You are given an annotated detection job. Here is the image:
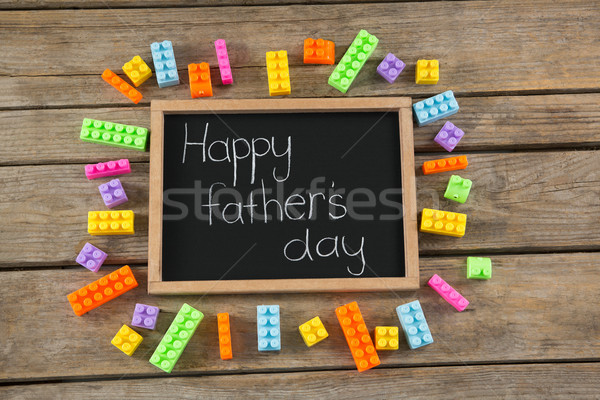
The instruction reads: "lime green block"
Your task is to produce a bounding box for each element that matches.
[328,29,378,93]
[80,118,148,151]
[149,303,203,373]
[444,175,472,203]
[467,257,492,279]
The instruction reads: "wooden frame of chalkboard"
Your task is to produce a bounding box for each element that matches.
[148,98,418,294]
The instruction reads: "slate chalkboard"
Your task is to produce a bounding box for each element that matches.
[148,99,418,294]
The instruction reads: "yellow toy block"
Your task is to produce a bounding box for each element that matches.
[266,50,291,96]
[88,210,134,235]
[375,326,399,350]
[299,316,328,347]
[420,208,467,237]
[111,325,143,356]
[123,56,152,87]
[416,59,439,84]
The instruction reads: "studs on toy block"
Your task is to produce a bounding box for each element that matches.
[151,40,180,88]
[328,29,379,93]
[299,316,328,347]
[266,51,291,96]
[217,313,233,360]
[396,300,433,349]
[422,155,468,175]
[188,63,213,98]
[88,210,134,235]
[85,159,131,180]
[257,305,281,351]
[467,257,492,279]
[377,53,405,83]
[80,118,148,151]
[428,274,469,312]
[435,121,464,152]
[122,56,152,87]
[420,208,467,237]
[215,39,233,85]
[304,38,335,65]
[132,303,160,330]
[112,325,143,356]
[101,69,143,104]
[415,59,439,84]
[98,178,128,208]
[374,326,399,350]
[76,242,107,272]
[413,90,459,127]
[335,301,380,372]
[444,175,472,203]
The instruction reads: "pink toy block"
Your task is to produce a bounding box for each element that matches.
[76,242,107,272]
[98,178,128,208]
[427,274,469,311]
[132,303,160,330]
[85,159,131,180]
[215,39,233,85]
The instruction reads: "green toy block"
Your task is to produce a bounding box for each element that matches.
[467,257,492,279]
[149,303,203,373]
[444,175,472,203]
[80,118,148,151]
[328,29,378,93]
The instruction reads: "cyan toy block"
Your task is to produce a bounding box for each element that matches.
[98,178,128,208]
[80,118,148,151]
[413,90,459,127]
[328,29,378,93]
[396,300,433,349]
[76,242,107,272]
[444,175,472,203]
[377,53,405,83]
[467,257,492,279]
[151,40,180,88]
[257,305,281,351]
[435,121,464,152]
[132,303,160,330]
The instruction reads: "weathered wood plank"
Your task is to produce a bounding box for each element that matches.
[1,252,599,381]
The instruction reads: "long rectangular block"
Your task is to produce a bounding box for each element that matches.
[132,303,160,330]
[85,159,131,180]
[435,121,465,152]
[413,90,459,126]
[444,175,472,203]
[215,39,233,85]
[88,210,134,235]
[80,118,148,151]
[101,69,142,104]
[304,38,335,65]
[299,316,328,347]
[188,63,213,98]
[266,51,291,96]
[151,40,180,88]
[428,274,470,311]
[335,301,380,372]
[98,178,128,208]
[149,303,204,373]
[467,257,492,279]
[422,155,468,175]
[67,265,138,316]
[257,305,281,351]
[396,300,434,349]
[111,325,143,356]
[328,29,378,93]
[217,312,233,360]
[420,208,467,237]
[76,242,107,272]
[122,56,152,87]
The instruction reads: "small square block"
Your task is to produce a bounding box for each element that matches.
[396,300,434,349]
[374,326,399,350]
[299,316,329,347]
[257,305,281,351]
[111,325,143,356]
[416,59,439,84]
[467,257,492,279]
[122,55,152,87]
[377,53,405,83]
[131,303,160,330]
[76,242,107,272]
[413,90,459,127]
[444,175,472,203]
[151,40,180,88]
[435,121,465,152]
[303,38,335,65]
[98,178,128,208]
[188,63,213,98]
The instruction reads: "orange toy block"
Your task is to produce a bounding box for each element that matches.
[67,265,138,316]
[304,38,335,65]
[422,155,468,175]
[217,313,233,360]
[188,63,213,98]
[101,69,142,104]
[335,301,380,372]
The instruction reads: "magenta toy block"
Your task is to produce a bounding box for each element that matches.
[377,53,405,84]
[85,159,131,180]
[427,274,469,311]
[132,303,160,330]
[215,39,233,85]
[434,121,464,152]
[76,242,107,272]
[98,178,128,208]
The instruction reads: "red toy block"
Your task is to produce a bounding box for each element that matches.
[304,38,335,65]
[101,69,142,104]
[422,155,468,175]
[335,301,380,372]
[217,313,233,360]
[188,63,213,98]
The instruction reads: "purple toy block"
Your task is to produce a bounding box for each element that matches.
[98,178,128,208]
[132,303,160,330]
[215,39,233,85]
[76,242,107,272]
[434,121,464,152]
[377,53,405,84]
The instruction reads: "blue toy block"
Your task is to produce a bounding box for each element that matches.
[396,300,433,349]
[257,305,281,351]
[151,40,180,88]
[413,90,459,127]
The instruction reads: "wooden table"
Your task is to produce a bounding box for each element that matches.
[1,1,599,398]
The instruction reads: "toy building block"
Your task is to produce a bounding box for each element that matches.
[111,325,143,356]
[444,175,472,203]
[420,208,467,238]
[435,121,465,152]
[85,159,131,180]
[215,39,233,85]
[88,210,134,235]
[415,59,439,84]
[377,53,405,84]
[150,303,204,373]
[132,303,160,330]
[76,242,107,272]
[266,51,291,96]
[151,40,180,88]
[67,265,138,316]
[396,300,433,349]
[467,257,492,280]
[335,301,380,372]
[217,313,233,360]
[413,90,459,127]
[422,155,468,175]
[80,118,148,151]
[188,63,213,98]
[257,305,281,351]
[101,69,142,104]
[428,274,470,312]
[122,56,152,87]
[328,29,378,93]
[304,38,335,65]
[374,326,399,350]
[98,178,128,208]
[299,316,329,347]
